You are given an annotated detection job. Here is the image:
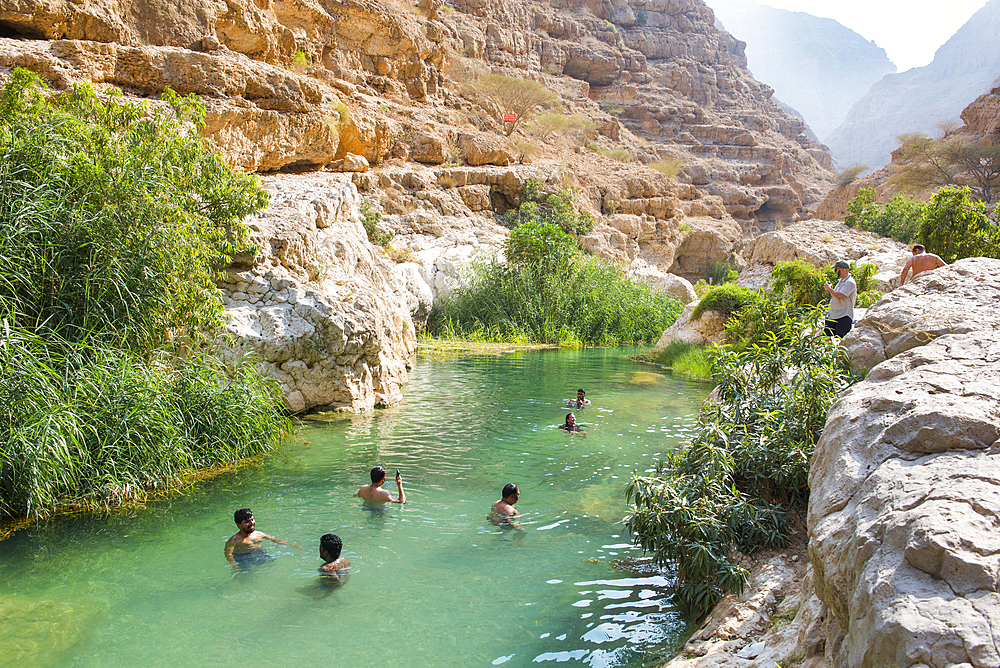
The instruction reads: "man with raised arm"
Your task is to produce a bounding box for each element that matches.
[900,244,947,285]
[823,260,857,338]
[354,466,406,506]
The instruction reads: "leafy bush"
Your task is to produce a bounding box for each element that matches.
[691,284,758,320]
[844,187,925,243]
[769,259,827,306]
[636,11,647,25]
[0,69,290,520]
[919,186,1000,262]
[501,181,596,236]
[706,260,737,286]
[359,201,394,248]
[626,307,859,616]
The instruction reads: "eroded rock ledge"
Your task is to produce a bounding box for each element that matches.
[216,173,415,413]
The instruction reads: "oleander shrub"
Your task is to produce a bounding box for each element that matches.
[845,187,925,244]
[626,306,859,616]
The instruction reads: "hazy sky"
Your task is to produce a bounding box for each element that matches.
[756,0,989,71]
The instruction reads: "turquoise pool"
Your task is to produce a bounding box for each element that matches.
[0,347,711,667]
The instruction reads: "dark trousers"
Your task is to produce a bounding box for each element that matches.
[824,316,853,338]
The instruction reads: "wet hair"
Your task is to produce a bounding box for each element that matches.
[320,534,343,561]
[234,508,253,525]
[370,466,386,484]
[913,244,925,252]
[577,389,585,394]
[565,413,575,422]
[502,483,518,499]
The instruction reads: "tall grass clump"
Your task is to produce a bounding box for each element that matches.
[0,330,290,518]
[649,340,712,378]
[626,306,860,616]
[0,69,291,520]
[431,185,681,345]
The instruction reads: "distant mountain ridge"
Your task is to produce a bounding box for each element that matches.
[708,0,895,142]
[825,0,1000,169]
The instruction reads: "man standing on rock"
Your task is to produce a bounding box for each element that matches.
[899,244,947,285]
[823,260,857,338]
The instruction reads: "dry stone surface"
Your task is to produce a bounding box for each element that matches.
[809,326,1000,667]
[843,258,1000,372]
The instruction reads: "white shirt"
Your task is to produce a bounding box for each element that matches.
[826,275,857,320]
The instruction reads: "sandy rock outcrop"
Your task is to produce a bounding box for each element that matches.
[843,257,1000,372]
[655,301,726,347]
[217,173,415,412]
[809,330,1000,667]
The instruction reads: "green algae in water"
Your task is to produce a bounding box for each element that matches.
[0,348,710,667]
[0,596,105,666]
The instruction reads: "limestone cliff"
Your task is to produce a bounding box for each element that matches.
[824,0,1000,170]
[218,174,416,412]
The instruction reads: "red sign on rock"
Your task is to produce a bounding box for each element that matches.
[503,113,516,123]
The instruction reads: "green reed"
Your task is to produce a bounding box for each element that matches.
[431,255,682,346]
[0,328,291,519]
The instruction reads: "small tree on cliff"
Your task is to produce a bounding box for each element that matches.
[466,75,559,136]
[891,133,1000,205]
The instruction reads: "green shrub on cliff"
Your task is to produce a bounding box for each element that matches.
[919,186,1000,262]
[0,69,290,520]
[845,186,924,244]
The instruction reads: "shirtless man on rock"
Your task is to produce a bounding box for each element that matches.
[900,245,947,285]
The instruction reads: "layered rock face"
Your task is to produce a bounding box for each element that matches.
[709,0,896,142]
[217,174,416,412]
[0,0,832,225]
[809,258,1000,666]
[824,0,1000,169]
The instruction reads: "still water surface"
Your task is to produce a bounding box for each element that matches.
[0,347,711,668]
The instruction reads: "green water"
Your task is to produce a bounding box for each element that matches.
[0,347,711,668]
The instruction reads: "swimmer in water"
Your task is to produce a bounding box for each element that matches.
[489,483,524,531]
[567,388,592,408]
[224,508,299,571]
[354,466,406,506]
[558,413,585,434]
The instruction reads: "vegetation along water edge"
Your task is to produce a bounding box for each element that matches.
[0,69,291,526]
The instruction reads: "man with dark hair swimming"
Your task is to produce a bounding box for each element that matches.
[319,534,350,581]
[568,389,591,408]
[558,413,585,434]
[224,508,298,570]
[492,483,520,518]
[354,466,406,505]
